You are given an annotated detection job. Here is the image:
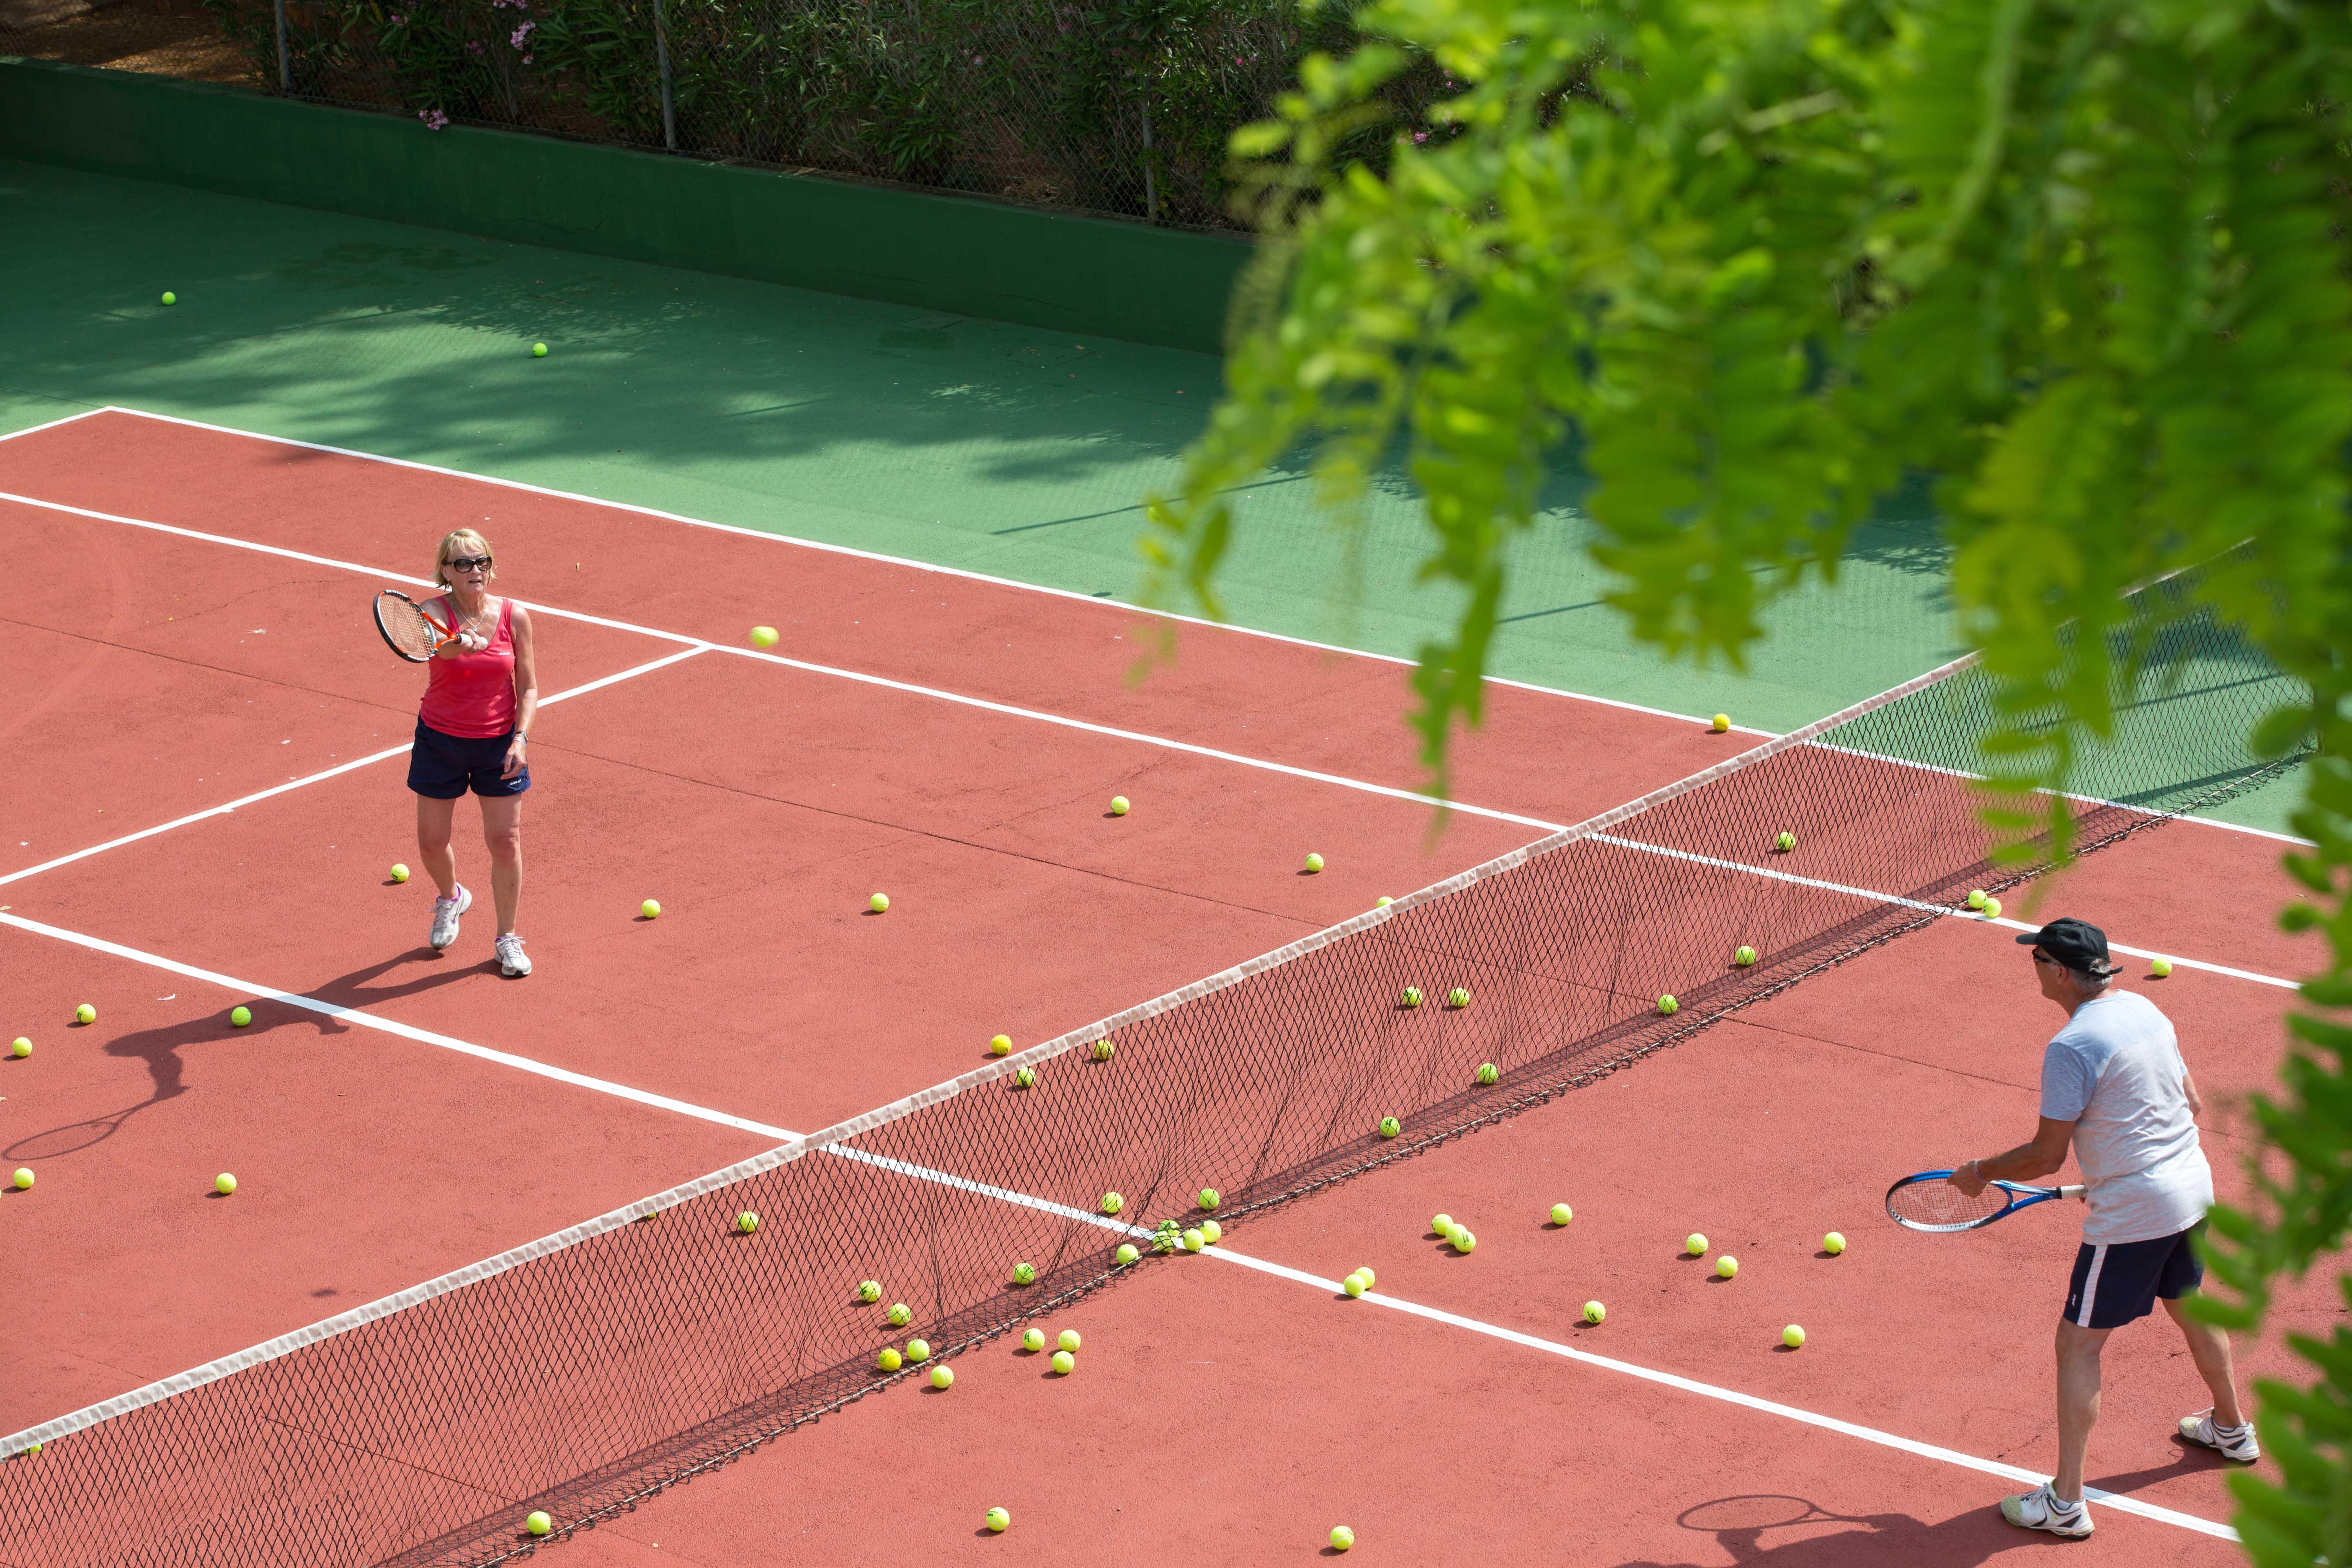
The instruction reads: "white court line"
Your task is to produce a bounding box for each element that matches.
[0,646,708,889]
[0,908,2236,1542]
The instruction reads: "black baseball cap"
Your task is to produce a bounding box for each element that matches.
[2017,917,2117,978]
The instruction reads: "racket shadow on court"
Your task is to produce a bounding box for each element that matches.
[1606,1493,2009,1566]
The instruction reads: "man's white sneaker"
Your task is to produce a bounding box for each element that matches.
[430,884,472,950]
[496,933,531,978]
[2180,1411,2260,1463]
[2001,1483,2093,1538]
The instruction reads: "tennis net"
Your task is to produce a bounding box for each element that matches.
[0,574,2308,1567]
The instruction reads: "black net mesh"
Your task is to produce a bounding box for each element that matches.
[0,579,2310,1567]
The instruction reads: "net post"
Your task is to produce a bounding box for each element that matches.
[651,0,679,153]
[273,0,290,91]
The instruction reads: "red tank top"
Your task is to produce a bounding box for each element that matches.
[419,597,518,738]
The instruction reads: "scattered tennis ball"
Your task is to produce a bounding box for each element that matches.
[735,1211,759,1234]
[1966,889,1987,910]
[1115,1243,1139,1265]
[1686,1233,1708,1256]
[1183,1227,1204,1252]
[1013,1066,1035,1089]
[12,1167,31,1190]
[390,864,410,883]
[985,1506,1010,1532]
[639,899,661,920]
[214,1172,236,1196]
[748,625,780,648]
[888,1302,911,1327]
[1198,1187,1221,1212]
[1734,945,1757,967]
[1550,1203,1572,1226]
[1051,1350,1075,1375]
[877,1348,902,1372]
[1451,1229,1476,1254]
[10,1038,28,1058]
[1583,1300,1605,1324]
[1304,852,1324,873]
[229,1006,252,1028]
[1983,896,2003,920]
[1379,1116,1401,1139]
[1355,1265,1375,1287]
[869,892,889,913]
[1343,1273,1366,1298]
[1782,1323,1807,1349]
[1401,986,1423,1008]
[1058,1329,1081,1352]
[1715,1254,1740,1279]
[526,1510,552,1537]
[906,1338,931,1362]
[161,290,177,305]
[74,1004,95,1025]
[1022,1329,1045,1352]
[2152,957,2175,978]
[1448,987,1470,1008]
[1093,1038,1115,1061]
[1475,1062,1499,1085]
[1711,713,1730,733]
[1824,1232,1846,1255]
[929,1365,954,1390]
[1376,895,1394,908]
[1199,1219,1221,1244]
[1657,995,1679,1016]
[1775,830,1796,852]
[1101,1191,1123,1215]
[990,1033,1012,1056]
[1110,795,1130,815]
[859,1279,882,1302]
[1330,1526,1355,1552]
[1431,1213,1454,1236]
[1013,1262,1036,1285]
[532,342,548,357]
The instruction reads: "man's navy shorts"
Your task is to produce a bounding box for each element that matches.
[408,719,530,799]
[2064,1221,2205,1329]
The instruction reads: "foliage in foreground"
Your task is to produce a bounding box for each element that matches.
[1143,2,2352,1558]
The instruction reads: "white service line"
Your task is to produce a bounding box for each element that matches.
[0,646,708,889]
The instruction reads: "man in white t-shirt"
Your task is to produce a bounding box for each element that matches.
[1949,917,2253,1538]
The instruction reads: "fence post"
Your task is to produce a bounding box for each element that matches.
[651,0,678,152]
[273,0,290,90]
[1139,97,1158,223]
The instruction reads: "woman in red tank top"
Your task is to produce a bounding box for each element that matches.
[405,529,540,976]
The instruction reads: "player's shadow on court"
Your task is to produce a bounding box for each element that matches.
[1614,1492,2016,1566]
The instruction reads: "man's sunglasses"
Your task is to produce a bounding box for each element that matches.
[445,555,493,572]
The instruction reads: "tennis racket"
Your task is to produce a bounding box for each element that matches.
[1886,1170,2084,1232]
[373,590,459,663]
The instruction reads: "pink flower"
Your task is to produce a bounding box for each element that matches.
[419,108,449,129]
[520,52,532,62]
[1413,131,1427,143]
[510,20,533,46]
[466,38,484,51]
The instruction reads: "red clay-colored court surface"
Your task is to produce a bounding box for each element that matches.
[0,408,2328,1564]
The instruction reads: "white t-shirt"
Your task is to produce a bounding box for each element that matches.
[2040,989,2213,1244]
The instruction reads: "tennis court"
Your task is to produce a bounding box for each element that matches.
[0,405,2327,1566]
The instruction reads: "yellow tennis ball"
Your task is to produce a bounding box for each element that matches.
[1657,995,1678,1016]
[1376,895,1394,907]
[1715,1254,1739,1279]
[869,892,889,913]
[1965,889,1987,910]
[1183,1227,1204,1252]
[859,1279,882,1301]
[10,1037,28,1058]
[985,1506,1010,1532]
[1583,1300,1605,1324]
[1782,1323,1806,1349]
[1050,1350,1074,1374]
[526,1510,552,1536]
[1824,1232,1846,1255]
[1550,1203,1572,1226]
[532,342,548,357]
[160,290,177,305]
[990,1033,1012,1056]
[1982,896,2003,919]
[74,1004,95,1025]
[1734,945,1757,967]
[1022,1328,1045,1352]
[1013,1066,1035,1088]
[888,1302,911,1327]
[748,625,780,648]
[1431,1213,1454,1236]
[1711,713,1730,733]
[1058,1329,1081,1352]
[1198,1187,1221,1212]
[1304,852,1324,872]
[1379,1116,1401,1138]
[1401,987,1423,1008]
[639,899,661,919]
[1110,795,1129,815]
[1354,1265,1375,1287]
[1774,830,1796,852]
[929,1365,953,1390]
[1450,987,1471,1008]
[1199,1219,1221,1244]
[1686,1233,1708,1256]
[229,1006,252,1028]
[390,864,410,882]
[906,1338,930,1362]
[1115,1243,1139,1265]
[736,1211,758,1234]
[1330,1526,1355,1552]
[214,1173,236,1196]
[1475,1062,1499,1085]
[1013,1262,1036,1285]
[2151,958,2175,978]
[12,1167,31,1190]
[1451,1228,1476,1254]
[1092,1038,1115,1061]
[877,1348,902,1372]
[1100,1191,1123,1215]
[1343,1273,1365,1298]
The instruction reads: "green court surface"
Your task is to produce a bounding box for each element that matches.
[0,155,2303,834]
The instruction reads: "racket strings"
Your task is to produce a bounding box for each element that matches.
[1886,1177,2009,1230]
[376,592,444,660]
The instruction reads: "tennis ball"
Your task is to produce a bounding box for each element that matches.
[1199,1219,1221,1244]
[1657,995,1678,1016]
[906,1338,930,1362]
[1715,1254,1739,1279]
[526,1510,552,1537]
[1782,1323,1806,1349]
[1401,986,1423,1008]
[1013,1066,1035,1089]
[736,1211,758,1234]
[1824,1232,1846,1255]
[985,1506,1010,1532]
[1198,1187,1221,1211]
[74,1004,95,1025]
[12,1168,31,1190]
[1775,831,1796,852]
[230,1006,252,1028]
[161,291,177,305]
[390,864,410,882]
[887,1303,911,1327]
[748,625,780,648]
[1376,895,1394,907]
[1449,987,1471,1008]
[1058,1329,1080,1352]
[1115,1243,1139,1265]
[1305,852,1324,873]
[877,1348,902,1372]
[1331,1526,1356,1552]
[1183,1227,1204,1252]
[1982,896,2003,920]
[532,343,548,357]
[1050,1350,1075,1375]
[1355,1265,1375,1287]
[1966,889,1987,910]
[929,1365,953,1390]
[869,892,889,913]
[1686,1233,1708,1256]
[1101,1191,1123,1215]
[1343,1273,1366,1298]
[990,1033,1013,1056]
[639,899,661,920]
[215,1173,236,1196]
[1476,1062,1499,1085]
[1711,714,1730,733]
[10,1038,27,1058]
[1734,945,1757,967]
[1022,1328,1045,1352]
[1013,1262,1036,1285]
[2152,957,2175,978]
[859,1279,882,1302]
[1379,1116,1401,1139]
[1093,1038,1115,1061]
[1550,1203,1572,1226]
[1451,1229,1476,1254]
[1431,1213,1454,1236]
[1110,795,1130,815]
[1583,1300,1605,1324]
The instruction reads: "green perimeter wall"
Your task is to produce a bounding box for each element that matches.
[0,58,1250,353]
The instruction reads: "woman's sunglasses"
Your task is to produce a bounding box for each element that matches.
[445,554,493,572]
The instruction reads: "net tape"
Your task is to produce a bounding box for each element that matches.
[0,578,2309,1567]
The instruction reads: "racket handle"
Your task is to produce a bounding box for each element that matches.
[2061,1185,2086,1201]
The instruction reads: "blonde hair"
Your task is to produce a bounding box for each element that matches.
[433,528,495,589]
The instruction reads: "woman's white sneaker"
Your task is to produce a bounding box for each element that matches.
[2180,1411,2260,1462]
[430,884,472,950]
[495,933,531,977]
[2001,1483,2093,1537]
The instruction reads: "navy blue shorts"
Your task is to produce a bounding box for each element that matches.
[2064,1221,2205,1329]
[407,720,530,799]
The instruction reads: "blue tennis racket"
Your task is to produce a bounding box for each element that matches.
[1885,1170,2085,1232]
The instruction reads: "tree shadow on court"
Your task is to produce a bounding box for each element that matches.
[1613,1492,2020,1567]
